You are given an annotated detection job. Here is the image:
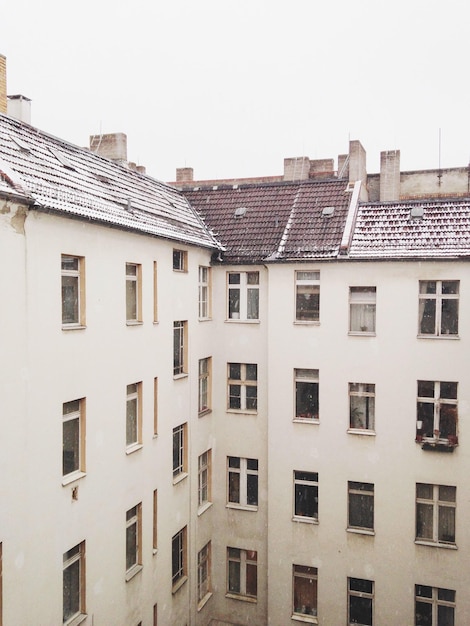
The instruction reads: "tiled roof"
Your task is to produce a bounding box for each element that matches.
[0,114,222,250]
[349,200,470,259]
[183,179,352,263]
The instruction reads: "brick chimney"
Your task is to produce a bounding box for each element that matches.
[283,156,310,181]
[176,167,194,184]
[380,149,400,201]
[0,54,7,114]
[7,95,31,124]
[90,133,127,163]
[348,140,367,183]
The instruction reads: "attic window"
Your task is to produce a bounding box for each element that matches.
[10,135,31,153]
[49,147,75,170]
[410,206,424,219]
[234,207,247,218]
[322,206,335,217]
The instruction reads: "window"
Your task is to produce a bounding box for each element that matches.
[295,271,320,322]
[295,369,319,421]
[199,266,211,319]
[417,381,458,445]
[227,271,259,320]
[173,249,187,272]
[197,542,212,604]
[294,471,318,521]
[61,255,85,327]
[63,399,85,479]
[153,604,158,626]
[126,382,142,450]
[153,261,158,322]
[172,527,187,590]
[227,548,257,598]
[198,450,212,509]
[349,383,375,431]
[198,357,211,414]
[153,377,158,436]
[228,363,257,411]
[227,457,258,508]
[153,489,158,553]
[348,482,374,532]
[293,565,318,618]
[419,280,459,336]
[126,263,142,323]
[349,287,376,334]
[416,483,456,545]
[126,504,142,576]
[415,585,455,625]
[348,578,373,626]
[63,542,85,624]
[173,321,187,376]
[173,423,187,480]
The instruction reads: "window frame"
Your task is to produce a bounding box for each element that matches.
[416,380,458,447]
[153,377,158,436]
[227,456,258,509]
[153,260,158,323]
[348,481,375,533]
[173,321,188,377]
[198,450,212,512]
[61,254,85,329]
[63,541,86,625]
[198,266,211,320]
[172,249,187,272]
[295,270,320,323]
[227,363,258,413]
[197,542,212,606]
[125,504,142,579]
[418,279,459,337]
[415,483,456,547]
[294,369,319,422]
[226,547,257,599]
[198,357,212,415]
[126,382,142,452]
[62,398,86,483]
[349,383,375,433]
[415,584,455,625]
[173,423,188,482]
[292,564,318,620]
[348,577,374,626]
[153,489,158,554]
[126,262,142,324]
[172,527,188,592]
[349,286,376,335]
[293,470,319,522]
[227,271,260,321]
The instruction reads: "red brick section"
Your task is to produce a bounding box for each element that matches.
[0,55,7,114]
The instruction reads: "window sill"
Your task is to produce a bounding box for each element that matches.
[173,373,188,381]
[417,334,459,340]
[126,443,143,455]
[198,408,212,418]
[347,428,376,436]
[414,540,457,550]
[198,501,213,516]
[62,471,86,486]
[347,527,375,536]
[227,409,258,416]
[292,516,319,525]
[417,438,457,452]
[293,418,319,425]
[65,613,88,626]
[173,472,188,486]
[294,320,320,326]
[125,564,143,582]
[348,331,376,337]
[291,613,318,624]
[225,319,260,324]
[197,591,213,611]
[172,575,188,594]
[226,503,258,512]
[126,320,143,326]
[198,317,212,322]
[62,324,86,331]
[225,593,257,603]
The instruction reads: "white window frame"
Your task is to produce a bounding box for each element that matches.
[294,369,319,422]
[173,249,187,272]
[349,286,376,334]
[227,363,258,412]
[416,483,456,546]
[172,527,187,591]
[293,471,318,522]
[198,357,211,414]
[416,381,458,445]
[227,271,259,321]
[198,450,212,510]
[295,270,320,322]
[126,262,142,323]
[173,321,187,377]
[63,541,86,625]
[126,382,142,452]
[227,548,257,599]
[61,254,85,328]
[198,266,211,319]
[197,542,212,605]
[348,481,374,532]
[418,280,459,337]
[173,423,187,481]
[125,504,142,578]
[62,399,86,482]
[348,577,374,626]
[349,383,375,433]
[227,456,258,509]
[293,564,318,619]
[415,584,455,625]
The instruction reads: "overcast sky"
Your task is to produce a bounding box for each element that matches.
[2,0,469,182]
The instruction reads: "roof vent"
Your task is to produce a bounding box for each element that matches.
[410,206,424,219]
[126,198,135,214]
[322,206,335,217]
[49,147,75,170]
[10,135,31,153]
[234,207,247,218]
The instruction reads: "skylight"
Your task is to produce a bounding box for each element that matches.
[410,206,424,219]
[322,206,335,217]
[234,207,247,218]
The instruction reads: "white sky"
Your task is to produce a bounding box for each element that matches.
[2,0,470,182]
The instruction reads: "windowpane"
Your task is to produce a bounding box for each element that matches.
[419,279,459,336]
[349,287,376,333]
[228,471,240,503]
[246,562,257,597]
[62,275,79,324]
[247,473,258,506]
[349,383,375,430]
[349,482,374,530]
[63,418,79,475]
[293,565,318,617]
[296,271,320,322]
[295,370,319,420]
[228,560,241,594]
[227,272,259,320]
[438,506,455,543]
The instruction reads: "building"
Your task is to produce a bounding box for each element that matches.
[1,52,469,625]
